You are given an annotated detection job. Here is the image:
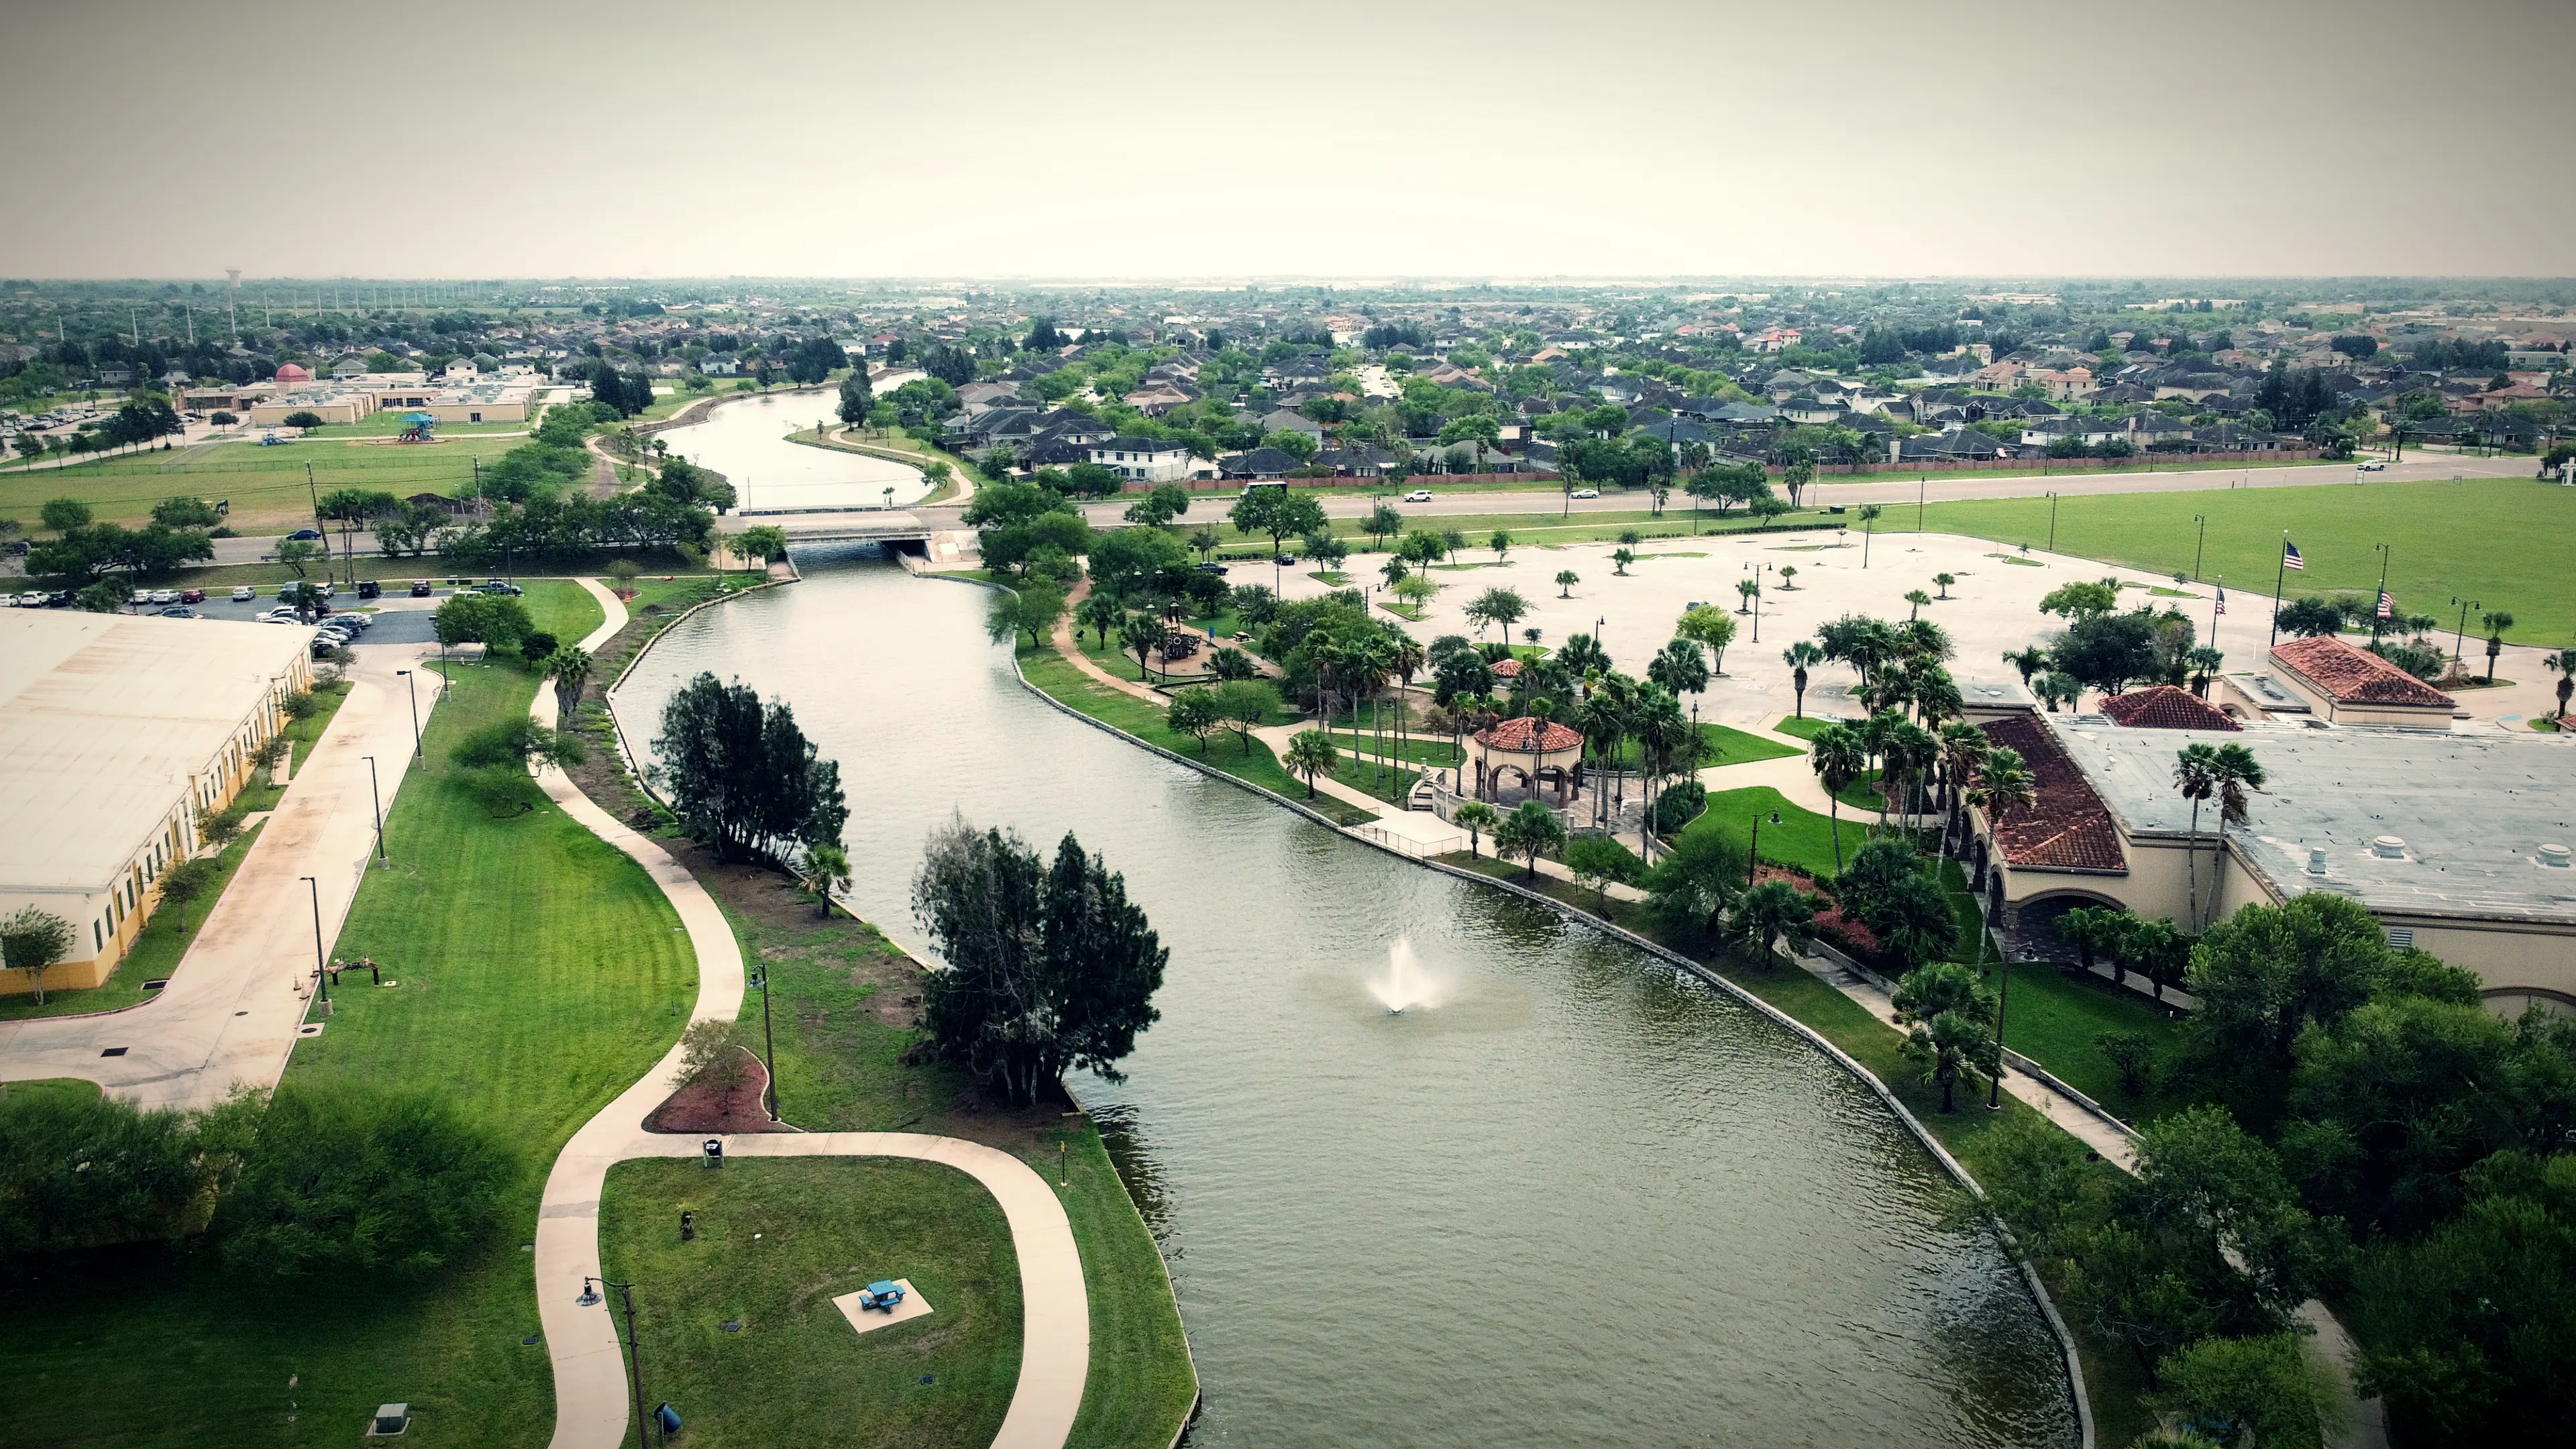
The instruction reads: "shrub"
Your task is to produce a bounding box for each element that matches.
[219,1085,512,1279]
[1650,779,1707,833]
[518,630,559,665]
[280,411,325,429]
[0,1087,256,1258]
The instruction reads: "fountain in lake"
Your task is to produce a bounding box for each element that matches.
[1368,936,1447,1014]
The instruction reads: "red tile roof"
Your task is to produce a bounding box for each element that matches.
[1474,717,1582,753]
[1978,716,2127,873]
[2270,635,2455,708]
[1490,657,1524,678]
[2100,684,2239,731]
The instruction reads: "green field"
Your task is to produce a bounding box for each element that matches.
[1679,785,1874,879]
[1992,961,2189,1124]
[1917,476,2576,645]
[600,1158,1024,1449]
[2,435,525,533]
[0,662,696,1448]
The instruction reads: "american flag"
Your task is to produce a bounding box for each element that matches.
[2378,590,2395,619]
[2283,540,2305,571]
[2214,584,2226,614]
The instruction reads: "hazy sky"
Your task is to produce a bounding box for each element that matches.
[11,0,2573,281]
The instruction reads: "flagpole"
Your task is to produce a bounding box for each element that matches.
[2269,532,2287,649]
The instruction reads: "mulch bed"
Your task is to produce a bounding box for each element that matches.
[645,1046,790,1134]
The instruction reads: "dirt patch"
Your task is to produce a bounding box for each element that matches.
[645,1046,789,1134]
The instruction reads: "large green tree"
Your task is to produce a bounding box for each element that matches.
[651,672,849,863]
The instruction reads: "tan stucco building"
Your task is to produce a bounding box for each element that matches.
[0,611,313,994]
[1964,709,2576,1014]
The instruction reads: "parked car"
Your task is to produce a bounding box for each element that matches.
[315,582,335,598]
[1569,488,1600,499]
[357,579,382,600]
[410,579,433,597]
[2357,460,2386,472]
[231,585,257,602]
[1194,562,1229,576]
[1404,489,1434,502]
[13,591,42,608]
[146,588,178,604]
[157,606,199,619]
[179,588,205,604]
[1275,553,1297,566]
[477,580,523,596]
[340,612,373,630]
[309,638,341,659]
[284,527,323,541]
[44,591,72,608]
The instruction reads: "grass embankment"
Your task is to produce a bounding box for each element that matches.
[1917,476,2576,643]
[515,578,608,645]
[1992,960,2190,1123]
[1016,646,1377,826]
[606,855,1195,1449]
[1,433,524,533]
[0,661,697,1448]
[0,822,266,1022]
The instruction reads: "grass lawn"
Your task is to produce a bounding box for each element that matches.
[599,1158,1024,1449]
[516,578,607,645]
[1595,721,1799,770]
[1,433,524,534]
[1771,713,1835,741]
[1680,786,1872,879]
[0,661,696,1448]
[670,862,1197,1449]
[1916,476,2576,645]
[1992,961,2190,1124]
[0,1077,104,1106]
[301,411,529,439]
[0,822,266,1022]
[1016,647,1377,826]
[1326,753,1421,805]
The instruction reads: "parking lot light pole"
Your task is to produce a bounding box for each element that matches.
[577,1278,649,1449]
[300,875,328,1006]
[363,755,385,865]
[394,669,422,757]
[747,968,780,1122]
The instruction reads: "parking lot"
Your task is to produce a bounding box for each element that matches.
[7,584,453,647]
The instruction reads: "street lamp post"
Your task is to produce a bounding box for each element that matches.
[2191,514,2206,581]
[364,755,385,865]
[578,1277,651,1449]
[2045,491,2059,553]
[299,875,328,1008]
[747,967,780,1122]
[394,669,422,757]
[2450,596,2479,667]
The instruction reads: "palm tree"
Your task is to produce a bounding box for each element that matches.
[1077,592,1124,648]
[2184,646,2225,698]
[797,841,852,918]
[1777,565,1798,591]
[1452,800,1499,858]
[1782,641,1825,718]
[1856,503,1883,567]
[2480,610,2514,684]
[1880,720,1938,831]
[1611,547,1635,576]
[1380,555,1410,589]
[1969,747,2037,839]
[2202,743,2267,926]
[1736,577,1760,614]
[546,644,595,717]
[2173,743,2220,929]
[1120,610,1164,683]
[1631,686,1693,863]
[1902,588,1933,621]
[2000,645,2049,691]
[1391,633,1427,779]
[1495,799,1567,882]
[1285,729,1338,799]
[1727,880,1817,965]
[1933,572,1955,599]
[1935,722,1990,863]
[2547,647,2576,724]
[1808,722,1868,872]
[1575,684,1630,830]
[1555,569,1578,598]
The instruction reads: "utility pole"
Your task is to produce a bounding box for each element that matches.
[2191,513,2206,580]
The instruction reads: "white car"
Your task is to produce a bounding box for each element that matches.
[231,585,256,602]
[1403,489,1434,502]
[2357,460,2386,472]
[315,582,335,598]
[146,588,178,604]
[1570,487,1601,499]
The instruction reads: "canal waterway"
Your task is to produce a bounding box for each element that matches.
[651,382,928,513]
[608,550,2079,1448]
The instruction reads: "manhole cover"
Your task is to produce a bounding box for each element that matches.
[719,1320,741,1333]
[99,1047,127,1057]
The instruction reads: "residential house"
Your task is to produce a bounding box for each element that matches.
[1219,446,1301,480]
[1088,436,1195,482]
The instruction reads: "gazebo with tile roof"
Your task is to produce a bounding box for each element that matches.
[1468,715,1582,804]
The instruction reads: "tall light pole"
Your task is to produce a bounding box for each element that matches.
[2450,596,2479,667]
[2045,490,2059,553]
[394,669,422,757]
[747,967,780,1122]
[577,1277,651,1449]
[2190,513,2207,581]
[300,875,329,1007]
[363,755,386,865]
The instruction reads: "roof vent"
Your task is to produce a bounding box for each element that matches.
[2542,844,2573,869]
[2372,835,2407,859]
[2308,847,2328,875]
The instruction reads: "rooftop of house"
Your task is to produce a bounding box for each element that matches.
[1979,713,2127,872]
[2099,684,2240,731]
[2049,716,2576,927]
[2271,635,2456,708]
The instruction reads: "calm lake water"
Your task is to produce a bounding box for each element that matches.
[651,384,926,512]
[608,550,2078,1448]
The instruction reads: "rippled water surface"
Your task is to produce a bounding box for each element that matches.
[652,387,925,512]
[610,551,2077,1448]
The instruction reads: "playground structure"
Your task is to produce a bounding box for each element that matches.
[396,411,437,443]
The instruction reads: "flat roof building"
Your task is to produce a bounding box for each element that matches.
[0,611,313,994]
[1967,710,2576,1014]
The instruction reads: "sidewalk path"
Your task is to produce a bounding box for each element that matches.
[535,580,1090,1449]
[0,638,439,1110]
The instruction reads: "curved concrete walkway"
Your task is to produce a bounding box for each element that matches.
[532,578,1089,1449]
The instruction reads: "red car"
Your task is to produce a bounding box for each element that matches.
[178,588,206,604]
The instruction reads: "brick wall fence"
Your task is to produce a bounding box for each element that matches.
[1815,447,2320,476]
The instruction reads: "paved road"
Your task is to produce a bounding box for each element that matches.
[536,580,1091,1449]
[0,634,444,1110]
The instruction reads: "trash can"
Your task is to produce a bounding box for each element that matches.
[702,1138,723,1169]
